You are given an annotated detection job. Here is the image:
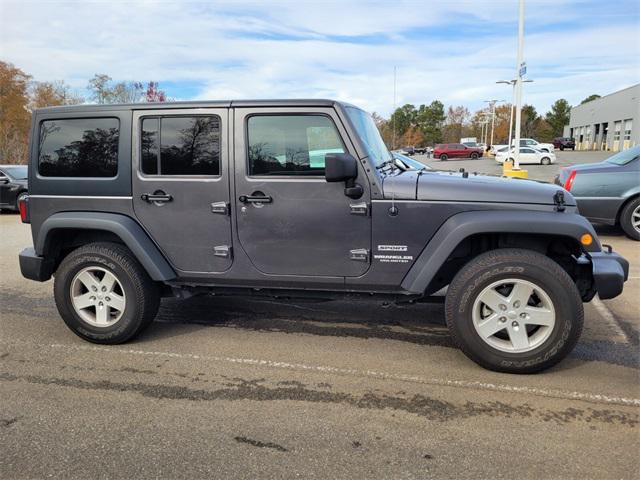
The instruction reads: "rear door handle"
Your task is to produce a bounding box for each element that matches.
[239,195,272,204]
[141,192,173,203]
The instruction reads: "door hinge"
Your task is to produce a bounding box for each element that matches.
[213,245,232,258]
[349,248,370,262]
[350,202,369,216]
[211,201,230,215]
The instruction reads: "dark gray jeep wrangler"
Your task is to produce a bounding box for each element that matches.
[19,100,628,373]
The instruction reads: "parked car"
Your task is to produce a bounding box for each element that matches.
[401,146,416,156]
[555,145,640,240]
[0,165,28,212]
[433,143,483,160]
[492,138,555,154]
[413,146,429,155]
[553,137,576,151]
[392,152,432,171]
[18,99,628,373]
[495,147,556,165]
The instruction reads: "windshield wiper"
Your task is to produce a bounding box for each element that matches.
[376,158,399,172]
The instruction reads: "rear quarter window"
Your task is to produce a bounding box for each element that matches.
[38,118,119,177]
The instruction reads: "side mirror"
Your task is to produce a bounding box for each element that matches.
[0,177,9,184]
[325,153,358,183]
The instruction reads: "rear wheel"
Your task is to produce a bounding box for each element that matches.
[559,145,564,151]
[620,197,640,241]
[54,242,161,344]
[540,157,551,165]
[439,154,448,161]
[445,248,583,373]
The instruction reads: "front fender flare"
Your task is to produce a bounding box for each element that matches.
[401,210,599,294]
[36,212,175,281]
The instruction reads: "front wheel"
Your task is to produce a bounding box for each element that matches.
[540,157,551,165]
[445,248,583,373]
[470,152,479,159]
[54,242,161,344]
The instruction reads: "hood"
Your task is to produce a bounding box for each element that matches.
[383,170,576,206]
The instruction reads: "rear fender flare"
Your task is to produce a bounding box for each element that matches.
[36,212,175,281]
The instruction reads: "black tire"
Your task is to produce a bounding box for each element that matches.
[54,242,161,344]
[540,157,551,165]
[619,197,640,241]
[445,248,583,373]
[470,152,479,159]
[439,154,448,161]
[559,146,564,151]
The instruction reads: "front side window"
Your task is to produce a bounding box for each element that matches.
[247,115,344,176]
[141,116,220,176]
[38,118,119,177]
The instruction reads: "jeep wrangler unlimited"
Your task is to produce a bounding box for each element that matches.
[19,100,629,373]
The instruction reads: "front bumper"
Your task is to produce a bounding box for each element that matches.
[589,247,629,300]
[19,247,54,282]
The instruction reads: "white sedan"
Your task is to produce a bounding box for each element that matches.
[495,147,556,165]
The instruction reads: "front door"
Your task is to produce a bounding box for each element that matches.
[132,109,233,274]
[233,108,371,277]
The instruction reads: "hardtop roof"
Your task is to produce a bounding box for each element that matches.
[35,99,360,114]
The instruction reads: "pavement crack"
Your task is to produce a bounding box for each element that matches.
[234,436,288,452]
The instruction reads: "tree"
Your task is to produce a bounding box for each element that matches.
[416,100,445,145]
[87,74,144,104]
[580,94,600,104]
[402,126,423,147]
[442,105,470,143]
[521,105,539,138]
[545,99,572,138]
[388,104,417,148]
[145,81,167,102]
[30,80,83,109]
[0,61,31,164]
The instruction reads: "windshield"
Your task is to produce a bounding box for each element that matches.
[345,107,391,167]
[605,145,640,165]
[2,166,28,180]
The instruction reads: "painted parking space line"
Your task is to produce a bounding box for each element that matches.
[592,296,630,344]
[1,339,638,408]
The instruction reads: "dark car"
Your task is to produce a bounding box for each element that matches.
[433,143,483,161]
[17,99,628,374]
[401,146,416,156]
[553,137,576,151]
[0,165,28,212]
[555,145,640,240]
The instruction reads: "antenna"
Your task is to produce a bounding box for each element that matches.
[392,66,397,150]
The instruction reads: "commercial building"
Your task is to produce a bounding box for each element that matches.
[563,84,639,151]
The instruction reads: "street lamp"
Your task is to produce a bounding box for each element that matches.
[496,79,533,160]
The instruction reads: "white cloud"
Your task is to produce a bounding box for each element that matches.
[1,0,638,116]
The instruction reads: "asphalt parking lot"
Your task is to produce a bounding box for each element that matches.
[1,159,639,478]
[415,150,611,182]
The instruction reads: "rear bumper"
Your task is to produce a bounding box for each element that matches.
[590,248,629,300]
[19,247,54,282]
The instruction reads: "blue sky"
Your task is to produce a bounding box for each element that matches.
[1,0,638,116]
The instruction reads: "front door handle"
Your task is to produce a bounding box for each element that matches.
[239,194,272,204]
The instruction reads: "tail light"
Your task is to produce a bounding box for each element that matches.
[564,170,577,192]
[18,195,30,223]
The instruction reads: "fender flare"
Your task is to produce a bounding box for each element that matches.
[36,212,175,281]
[401,210,599,294]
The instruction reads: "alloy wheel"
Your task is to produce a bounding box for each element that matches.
[472,278,556,353]
[70,266,126,327]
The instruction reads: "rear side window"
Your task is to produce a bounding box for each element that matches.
[38,118,119,177]
[141,116,221,176]
[247,115,345,176]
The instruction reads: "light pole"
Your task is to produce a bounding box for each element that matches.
[513,0,526,170]
[497,79,533,162]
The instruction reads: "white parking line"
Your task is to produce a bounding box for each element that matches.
[1,339,638,408]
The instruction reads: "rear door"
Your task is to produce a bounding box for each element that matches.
[233,107,371,277]
[132,108,233,274]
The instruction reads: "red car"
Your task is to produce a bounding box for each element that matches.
[433,143,483,161]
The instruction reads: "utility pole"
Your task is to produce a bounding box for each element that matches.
[513,0,526,170]
[483,100,504,148]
